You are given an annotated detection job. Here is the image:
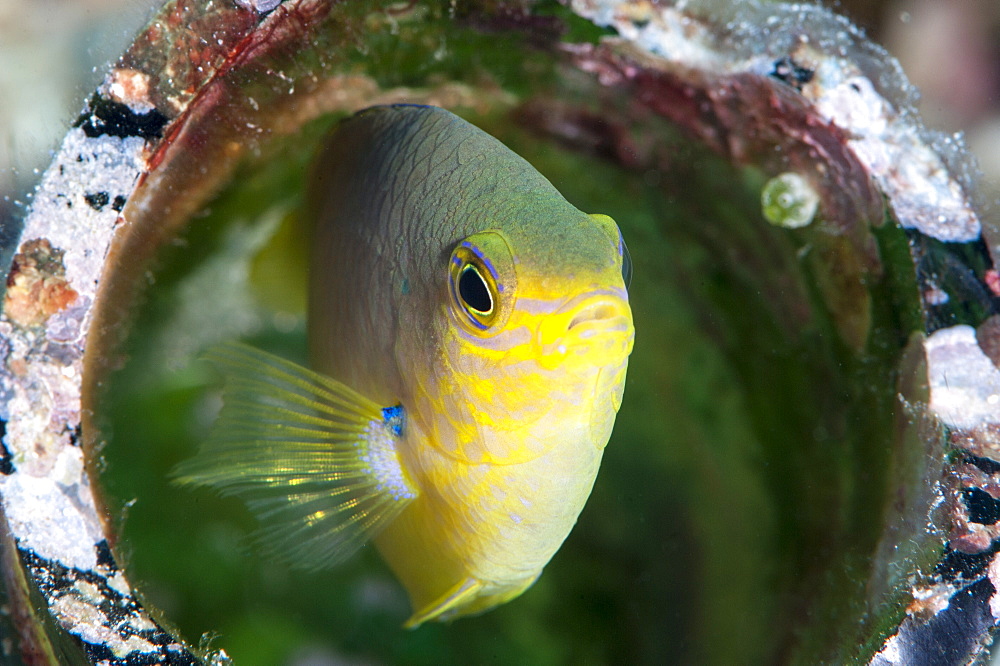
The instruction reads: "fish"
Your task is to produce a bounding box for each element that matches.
[173,104,635,627]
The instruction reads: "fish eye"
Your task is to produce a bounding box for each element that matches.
[458,264,493,315]
[451,258,498,329]
[448,231,516,334]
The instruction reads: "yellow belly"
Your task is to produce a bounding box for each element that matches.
[374,436,603,626]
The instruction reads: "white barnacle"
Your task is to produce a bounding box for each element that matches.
[761,172,820,229]
[925,325,1000,430]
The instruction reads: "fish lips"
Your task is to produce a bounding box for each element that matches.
[532,289,634,370]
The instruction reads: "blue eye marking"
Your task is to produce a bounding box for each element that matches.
[460,241,500,281]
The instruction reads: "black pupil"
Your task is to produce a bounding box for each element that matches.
[459,265,492,314]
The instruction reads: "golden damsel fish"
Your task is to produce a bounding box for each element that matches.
[175,105,635,626]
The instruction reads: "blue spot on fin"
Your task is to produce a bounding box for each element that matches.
[382,404,406,437]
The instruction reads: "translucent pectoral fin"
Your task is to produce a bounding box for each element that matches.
[172,342,416,571]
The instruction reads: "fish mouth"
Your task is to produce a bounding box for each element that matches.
[564,295,633,340]
[533,289,634,367]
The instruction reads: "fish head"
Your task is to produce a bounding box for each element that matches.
[422,208,635,465]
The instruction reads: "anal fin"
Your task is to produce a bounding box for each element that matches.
[405,578,483,628]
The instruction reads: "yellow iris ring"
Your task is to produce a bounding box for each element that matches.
[459,264,493,316]
[450,246,499,330]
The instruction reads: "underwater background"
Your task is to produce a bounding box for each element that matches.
[2,1,1000,664]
